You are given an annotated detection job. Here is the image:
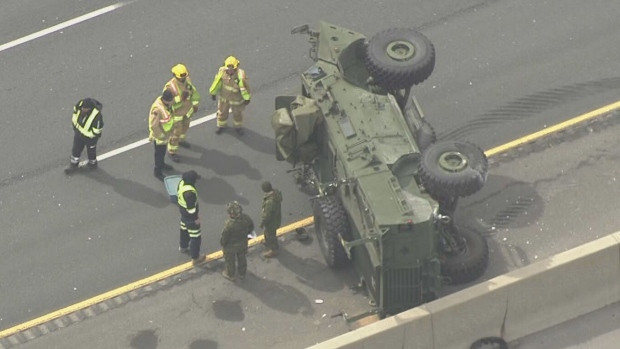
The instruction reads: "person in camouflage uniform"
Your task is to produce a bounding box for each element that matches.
[259,181,283,258]
[220,201,254,281]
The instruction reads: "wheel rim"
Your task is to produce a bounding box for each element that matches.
[386,40,415,62]
[438,151,468,172]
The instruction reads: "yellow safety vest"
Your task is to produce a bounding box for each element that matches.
[72,107,102,139]
[149,98,174,133]
[177,180,198,214]
[209,68,250,104]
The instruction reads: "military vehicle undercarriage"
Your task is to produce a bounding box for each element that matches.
[272,21,489,316]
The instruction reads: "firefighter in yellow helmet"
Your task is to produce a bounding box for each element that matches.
[164,64,201,162]
[209,56,251,135]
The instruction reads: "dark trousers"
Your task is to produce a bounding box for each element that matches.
[153,141,167,172]
[264,227,279,251]
[71,132,98,164]
[180,220,201,260]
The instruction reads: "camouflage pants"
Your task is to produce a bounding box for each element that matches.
[263,227,279,251]
[223,249,247,277]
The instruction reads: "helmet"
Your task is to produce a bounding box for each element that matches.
[224,56,239,69]
[261,181,273,193]
[227,201,242,216]
[171,64,188,78]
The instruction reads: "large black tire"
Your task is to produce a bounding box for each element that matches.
[419,140,488,199]
[313,196,351,268]
[365,28,435,89]
[441,227,489,284]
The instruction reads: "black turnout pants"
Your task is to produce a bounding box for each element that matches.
[72,132,98,162]
[153,141,167,171]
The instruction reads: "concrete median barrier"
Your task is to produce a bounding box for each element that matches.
[309,232,620,349]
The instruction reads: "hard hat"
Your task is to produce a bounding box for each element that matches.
[224,56,239,69]
[171,64,188,78]
[227,201,242,216]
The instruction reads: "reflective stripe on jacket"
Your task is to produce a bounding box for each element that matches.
[165,77,200,120]
[148,97,174,143]
[177,180,199,216]
[209,67,251,104]
[72,102,103,139]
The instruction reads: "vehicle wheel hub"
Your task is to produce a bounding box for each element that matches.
[386,40,415,62]
[438,151,468,172]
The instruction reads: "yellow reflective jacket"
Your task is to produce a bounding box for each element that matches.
[209,68,251,104]
[148,97,174,144]
[164,77,200,120]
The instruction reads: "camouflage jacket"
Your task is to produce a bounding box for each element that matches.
[220,213,254,253]
[260,189,282,231]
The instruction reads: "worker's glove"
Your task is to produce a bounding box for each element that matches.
[211,94,216,101]
[243,99,251,106]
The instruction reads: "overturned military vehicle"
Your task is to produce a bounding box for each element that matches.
[271,21,489,316]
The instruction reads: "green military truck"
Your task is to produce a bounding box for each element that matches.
[272,22,489,316]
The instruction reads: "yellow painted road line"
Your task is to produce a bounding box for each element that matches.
[2,100,619,338]
[0,217,314,338]
[485,100,620,157]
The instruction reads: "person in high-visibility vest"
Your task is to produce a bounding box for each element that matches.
[149,90,176,181]
[164,64,200,162]
[209,56,251,135]
[64,98,104,175]
[177,170,202,264]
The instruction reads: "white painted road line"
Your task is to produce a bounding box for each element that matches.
[96,112,217,161]
[0,1,132,53]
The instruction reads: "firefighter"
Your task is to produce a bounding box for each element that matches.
[64,98,104,174]
[165,64,200,162]
[177,170,203,264]
[220,201,254,281]
[209,56,251,135]
[149,90,176,181]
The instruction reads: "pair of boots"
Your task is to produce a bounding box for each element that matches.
[64,161,97,175]
[263,249,278,258]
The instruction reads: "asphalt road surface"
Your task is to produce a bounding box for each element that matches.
[5,97,620,349]
[1,0,620,336]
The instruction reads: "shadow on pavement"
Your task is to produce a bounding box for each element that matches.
[218,127,275,156]
[179,144,261,180]
[85,168,169,208]
[236,271,314,316]
[274,246,351,293]
[194,175,249,206]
